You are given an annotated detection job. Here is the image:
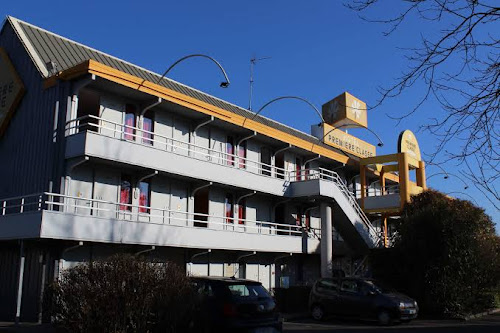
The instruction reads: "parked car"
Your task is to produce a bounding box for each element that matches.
[309,277,418,325]
[190,276,283,333]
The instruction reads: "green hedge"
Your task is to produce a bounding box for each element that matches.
[370,190,500,317]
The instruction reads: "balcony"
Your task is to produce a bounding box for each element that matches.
[0,193,320,254]
[65,116,290,196]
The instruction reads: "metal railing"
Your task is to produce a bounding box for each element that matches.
[0,192,321,239]
[289,168,382,246]
[355,184,400,197]
[65,115,288,179]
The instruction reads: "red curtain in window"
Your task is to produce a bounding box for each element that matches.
[295,208,302,226]
[305,211,310,230]
[227,136,234,166]
[238,199,246,224]
[238,142,246,169]
[139,181,150,213]
[142,114,153,145]
[120,179,132,211]
[225,195,233,223]
[124,107,136,140]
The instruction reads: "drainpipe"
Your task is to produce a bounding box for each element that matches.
[135,246,156,256]
[138,97,162,137]
[303,154,321,180]
[189,249,211,276]
[237,190,256,204]
[192,116,214,155]
[56,241,84,280]
[14,240,25,326]
[236,131,257,168]
[272,144,292,178]
[64,157,90,213]
[235,251,257,279]
[192,182,213,196]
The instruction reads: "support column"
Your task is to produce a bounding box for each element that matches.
[360,166,366,209]
[398,153,410,209]
[320,203,333,278]
[417,161,427,190]
[383,215,388,248]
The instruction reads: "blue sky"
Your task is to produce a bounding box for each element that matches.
[2,1,498,229]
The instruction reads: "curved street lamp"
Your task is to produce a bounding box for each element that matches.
[251,96,324,123]
[156,54,230,88]
[320,123,384,147]
[446,191,478,205]
[427,172,469,190]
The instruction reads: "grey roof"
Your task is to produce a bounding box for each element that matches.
[5,16,355,160]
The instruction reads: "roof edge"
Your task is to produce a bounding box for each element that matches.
[6,16,49,77]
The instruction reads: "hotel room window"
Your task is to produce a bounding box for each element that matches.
[225,194,234,223]
[260,147,271,176]
[119,175,132,211]
[238,199,246,224]
[139,181,150,213]
[142,110,154,145]
[238,141,247,169]
[226,136,235,166]
[124,104,136,140]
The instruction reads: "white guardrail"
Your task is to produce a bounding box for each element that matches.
[0,192,321,239]
[65,115,289,179]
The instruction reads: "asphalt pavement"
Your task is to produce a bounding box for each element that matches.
[284,312,500,332]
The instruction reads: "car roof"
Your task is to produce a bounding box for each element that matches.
[189,276,262,284]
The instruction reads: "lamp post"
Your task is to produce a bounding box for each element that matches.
[251,96,324,123]
[320,123,384,147]
[156,54,230,88]
[427,172,469,190]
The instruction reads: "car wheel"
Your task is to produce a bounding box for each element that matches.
[311,304,325,321]
[377,310,392,325]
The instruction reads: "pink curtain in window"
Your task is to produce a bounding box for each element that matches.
[124,113,135,140]
[142,117,153,145]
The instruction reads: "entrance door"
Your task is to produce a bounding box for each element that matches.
[194,188,209,227]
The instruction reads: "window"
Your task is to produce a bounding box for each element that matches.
[139,181,150,213]
[124,104,136,140]
[260,147,271,176]
[226,136,234,166]
[317,279,339,293]
[238,141,246,169]
[340,280,359,293]
[227,284,270,299]
[296,158,302,181]
[76,88,99,132]
[238,199,246,225]
[295,207,302,226]
[120,175,132,211]
[225,194,234,223]
[142,110,154,145]
[305,210,311,230]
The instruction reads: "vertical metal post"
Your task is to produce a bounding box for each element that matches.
[38,253,47,324]
[20,198,24,213]
[15,240,25,325]
[320,203,333,278]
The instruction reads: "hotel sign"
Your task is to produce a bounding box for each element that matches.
[323,123,376,158]
[322,92,368,129]
[0,47,25,138]
[398,130,421,161]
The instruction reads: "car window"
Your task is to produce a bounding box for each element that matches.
[316,279,339,293]
[227,283,269,299]
[192,281,214,297]
[340,280,359,293]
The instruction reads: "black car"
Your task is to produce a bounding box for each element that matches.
[190,276,283,333]
[309,277,418,325]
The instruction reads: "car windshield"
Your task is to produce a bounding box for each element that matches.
[365,280,396,294]
[227,283,270,299]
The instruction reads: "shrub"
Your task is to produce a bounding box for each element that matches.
[45,254,196,333]
[370,190,500,317]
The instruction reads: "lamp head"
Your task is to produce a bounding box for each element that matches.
[444,175,449,179]
[464,186,469,190]
[377,142,384,147]
[220,81,230,88]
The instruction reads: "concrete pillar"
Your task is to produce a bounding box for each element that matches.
[320,203,333,278]
[417,161,427,190]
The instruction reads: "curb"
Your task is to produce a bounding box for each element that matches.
[282,313,310,322]
[461,308,500,321]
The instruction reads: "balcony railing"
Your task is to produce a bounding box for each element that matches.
[65,115,288,179]
[0,193,321,239]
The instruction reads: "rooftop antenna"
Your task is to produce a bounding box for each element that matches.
[248,55,271,111]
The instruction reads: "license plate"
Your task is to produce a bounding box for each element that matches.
[408,309,417,314]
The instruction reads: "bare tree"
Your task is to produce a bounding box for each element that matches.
[346,0,499,209]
